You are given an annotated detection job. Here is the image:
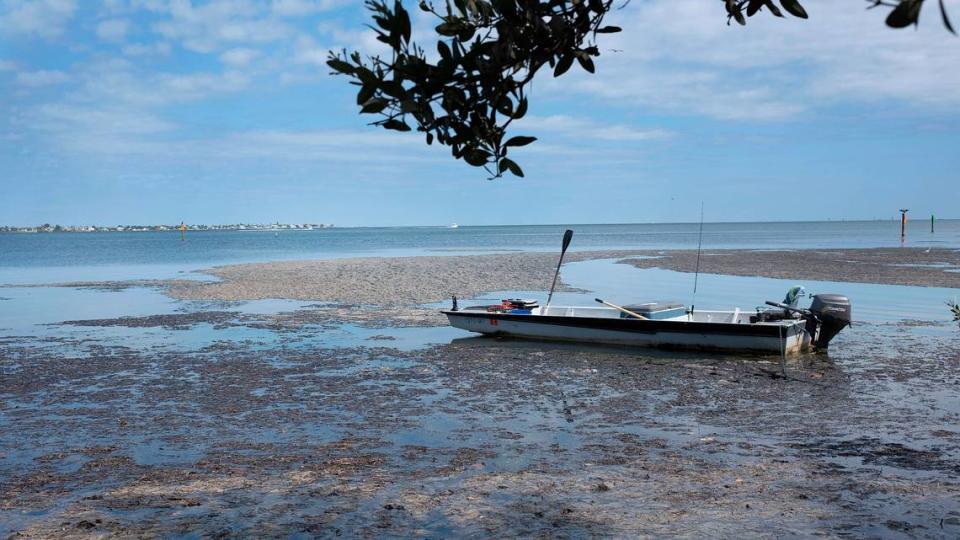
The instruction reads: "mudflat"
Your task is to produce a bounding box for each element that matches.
[154,247,960,307]
[619,247,960,289]
[2,321,958,537]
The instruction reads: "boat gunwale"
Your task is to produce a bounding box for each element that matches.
[441,310,804,338]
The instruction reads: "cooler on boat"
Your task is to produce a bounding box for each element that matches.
[620,301,686,320]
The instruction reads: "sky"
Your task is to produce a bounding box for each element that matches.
[0,0,958,227]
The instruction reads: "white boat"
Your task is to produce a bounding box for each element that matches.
[443,295,851,354]
[443,229,851,354]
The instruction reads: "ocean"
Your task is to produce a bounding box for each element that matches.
[1,220,958,284]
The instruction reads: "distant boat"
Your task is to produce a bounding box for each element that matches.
[449,223,459,229]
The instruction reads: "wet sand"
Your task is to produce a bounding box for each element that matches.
[620,248,960,289]
[2,321,959,537]
[164,253,578,305]
[150,247,960,307]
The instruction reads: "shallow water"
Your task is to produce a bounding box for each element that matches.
[3,220,959,285]
[1,257,956,356]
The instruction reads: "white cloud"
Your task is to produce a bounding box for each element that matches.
[220,47,260,67]
[15,69,69,87]
[293,23,389,69]
[218,129,426,161]
[26,121,438,165]
[546,0,960,120]
[151,0,291,53]
[0,0,76,39]
[62,58,249,107]
[32,103,176,135]
[122,41,171,57]
[0,59,16,71]
[271,0,347,17]
[96,18,129,42]
[158,70,249,98]
[519,115,672,142]
[100,0,126,14]
[293,35,328,66]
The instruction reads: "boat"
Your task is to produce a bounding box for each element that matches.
[442,230,851,354]
[443,294,851,354]
[449,223,459,229]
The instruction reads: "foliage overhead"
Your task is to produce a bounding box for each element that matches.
[327,0,955,179]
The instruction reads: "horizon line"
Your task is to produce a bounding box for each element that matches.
[1,217,956,230]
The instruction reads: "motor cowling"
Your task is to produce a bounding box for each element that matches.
[806,294,852,349]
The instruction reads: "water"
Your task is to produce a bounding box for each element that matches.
[1,220,957,351]
[1,220,958,284]
[2,224,959,537]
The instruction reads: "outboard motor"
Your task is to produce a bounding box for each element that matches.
[805,294,852,349]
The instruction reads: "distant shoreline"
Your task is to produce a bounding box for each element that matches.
[2,218,959,234]
[0,224,334,234]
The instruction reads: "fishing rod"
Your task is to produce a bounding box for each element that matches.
[691,202,704,316]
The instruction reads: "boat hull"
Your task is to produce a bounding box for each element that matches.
[443,310,808,353]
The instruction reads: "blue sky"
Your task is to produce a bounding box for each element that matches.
[1,0,957,226]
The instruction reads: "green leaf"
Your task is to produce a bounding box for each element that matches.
[939,0,956,34]
[763,0,783,18]
[554,53,574,77]
[355,66,378,86]
[504,136,537,147]
[495,96,513,116]
[886,0,922,28]
[383,119,411,132]
[458,25,476,41]
[464,149,491,166]
[732,8,746,25]
[436,22,460,36]
[576,54,595,74]
[396,0,412,44]
[356,84,376,106]
[779,0,808,19]
[326,59,355,74]
[361,98,389,114]
[380,81,406,100]
[437,40,452,62]
[498,158,524,178]
[512,97,528,120]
